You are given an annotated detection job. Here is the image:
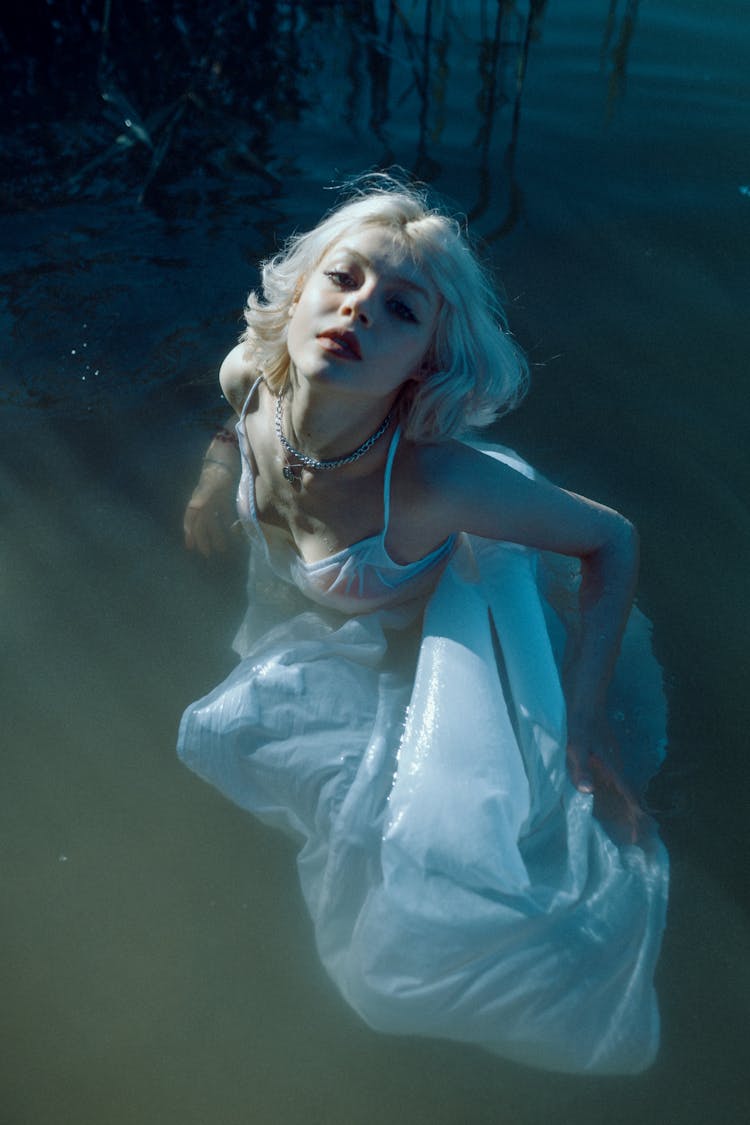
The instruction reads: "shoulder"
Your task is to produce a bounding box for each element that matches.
[389,439,503,546]
[400,438,531,496]
[396,438,635,557]
[219,339,260,415]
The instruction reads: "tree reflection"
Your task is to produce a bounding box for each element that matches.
[1,0,641,230]
[601,0,641,121]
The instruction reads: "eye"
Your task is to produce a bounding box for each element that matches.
[387,295,418,324]
[323,269,356,289]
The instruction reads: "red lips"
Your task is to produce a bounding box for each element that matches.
[317,328,362,360]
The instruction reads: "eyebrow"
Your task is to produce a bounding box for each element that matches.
[331,246,433,305]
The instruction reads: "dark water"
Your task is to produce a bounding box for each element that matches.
[1,2,749,1122]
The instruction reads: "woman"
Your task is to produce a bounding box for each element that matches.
[179,176,669,1074]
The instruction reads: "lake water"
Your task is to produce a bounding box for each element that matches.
[1,1,749,1122]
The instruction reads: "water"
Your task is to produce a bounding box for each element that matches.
[1,1,749,1122]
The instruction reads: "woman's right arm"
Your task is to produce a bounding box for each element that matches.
[183,345,254,556]
[183,419,240,556]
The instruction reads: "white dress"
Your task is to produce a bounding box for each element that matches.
[178,390,669,1074]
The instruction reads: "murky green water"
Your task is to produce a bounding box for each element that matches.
[1,1,749,1122]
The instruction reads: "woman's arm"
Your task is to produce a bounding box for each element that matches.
[560,520,639,791]
[183,419,240,556]
[423,443,640,791]
[183,345,255,556]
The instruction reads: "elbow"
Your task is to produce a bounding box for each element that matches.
[581,512,639,581]
[601,513,640,584]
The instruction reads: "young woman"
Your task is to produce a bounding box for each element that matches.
[179,176,668,1074]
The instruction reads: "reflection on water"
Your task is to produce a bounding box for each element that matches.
[0,0,653,422]
[601,0,640,118]
[2,1,750,1123]
[2,0,639,221]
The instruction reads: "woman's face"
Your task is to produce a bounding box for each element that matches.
[286,227,440,405]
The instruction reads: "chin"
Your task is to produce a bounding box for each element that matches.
[298,359,356,385]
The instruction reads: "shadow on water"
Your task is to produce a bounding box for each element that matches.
[2,2,750,1123]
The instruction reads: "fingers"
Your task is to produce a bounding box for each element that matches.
[566,743,594,793]
[567,735,649,845]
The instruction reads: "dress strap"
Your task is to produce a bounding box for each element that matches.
[239,375,264,422]
[382,426,402,537]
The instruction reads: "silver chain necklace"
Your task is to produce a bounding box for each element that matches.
[275,389,394,483]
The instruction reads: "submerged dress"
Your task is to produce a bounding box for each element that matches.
[178,383,669,1075]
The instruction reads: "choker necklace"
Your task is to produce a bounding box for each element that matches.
[275,390,394,484]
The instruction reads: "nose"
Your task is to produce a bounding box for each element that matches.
[341,289,373,326]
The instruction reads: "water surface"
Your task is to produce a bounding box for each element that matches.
[1,2,749,1122]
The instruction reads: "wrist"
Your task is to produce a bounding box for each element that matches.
[565,686,607,734]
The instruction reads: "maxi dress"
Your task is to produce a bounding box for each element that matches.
[178,384,670,1075]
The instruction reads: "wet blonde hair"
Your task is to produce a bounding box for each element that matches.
[241,175,528,441]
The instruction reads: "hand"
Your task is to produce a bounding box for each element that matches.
[567,717,647,845]
[183,472,238,557]
[589,753,648,845]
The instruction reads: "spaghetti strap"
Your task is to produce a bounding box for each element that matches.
[239,375,264,422]
[381,426,401,536]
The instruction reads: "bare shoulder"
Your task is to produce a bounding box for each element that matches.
[399,439,520,518]
[389,439,492,551]
[218,338,260,415]
[403,438,528,495]
[398,438,635,558]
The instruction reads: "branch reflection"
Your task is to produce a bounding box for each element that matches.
[1,0,642,228]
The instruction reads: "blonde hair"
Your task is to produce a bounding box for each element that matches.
[241,175,528,441]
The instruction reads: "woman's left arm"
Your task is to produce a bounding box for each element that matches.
[426,444,640,789]
[558,515,639,791]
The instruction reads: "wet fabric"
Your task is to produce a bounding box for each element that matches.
[178,445,669,1074]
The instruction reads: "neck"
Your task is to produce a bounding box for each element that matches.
[282,367,399,461]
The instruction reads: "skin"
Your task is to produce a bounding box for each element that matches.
[184,228,644,830]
